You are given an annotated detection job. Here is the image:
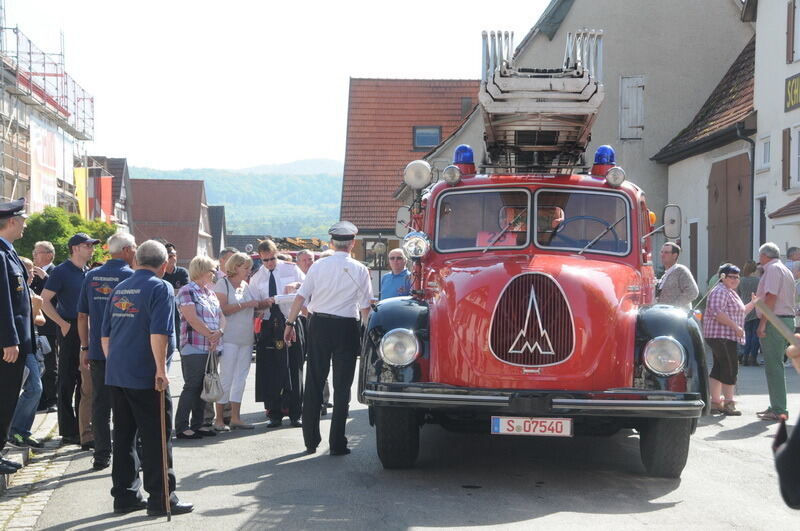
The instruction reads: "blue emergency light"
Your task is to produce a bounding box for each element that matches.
[594,145,616,165]
[454,144,474,164]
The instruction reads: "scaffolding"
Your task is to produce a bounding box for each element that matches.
[1,26,94,140]
[0,18,93,207]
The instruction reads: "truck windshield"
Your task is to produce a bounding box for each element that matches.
[435,189,530,252]
[534,190,631,255]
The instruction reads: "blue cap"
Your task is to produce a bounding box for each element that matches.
[594,145,616,165]
[454,144,474,164]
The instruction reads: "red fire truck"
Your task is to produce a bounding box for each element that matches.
[358,30,708,478]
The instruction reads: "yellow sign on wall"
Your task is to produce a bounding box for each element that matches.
[786,73,800,112]
[74,167,88,219]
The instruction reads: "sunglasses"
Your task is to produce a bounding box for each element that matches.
[389,257,405,260]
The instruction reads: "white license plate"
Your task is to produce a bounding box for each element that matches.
[491,416,573,437]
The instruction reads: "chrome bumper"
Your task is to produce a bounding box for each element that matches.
[361,386,705,418]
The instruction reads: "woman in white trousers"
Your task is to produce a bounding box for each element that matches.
[213,252,264,429]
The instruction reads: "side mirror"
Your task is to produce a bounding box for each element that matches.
[663,204,682,239]
[395,207,411,238]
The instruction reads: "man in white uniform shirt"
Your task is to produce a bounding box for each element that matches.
[284,221,372,456]
[250,239,305,427]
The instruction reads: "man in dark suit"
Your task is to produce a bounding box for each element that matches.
[0,198,34,475]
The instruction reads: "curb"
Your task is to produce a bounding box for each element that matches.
[0,409,58,496]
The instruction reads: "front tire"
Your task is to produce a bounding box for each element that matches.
[639,418,692,478]
[375,407,419,469]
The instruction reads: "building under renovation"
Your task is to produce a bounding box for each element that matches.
[0,10,94,213]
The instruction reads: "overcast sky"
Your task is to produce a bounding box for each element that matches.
[4,0,548,170]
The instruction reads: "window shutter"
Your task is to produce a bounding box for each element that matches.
[789,1,796,64]
[783,127,791,190]
[619,76,645,139]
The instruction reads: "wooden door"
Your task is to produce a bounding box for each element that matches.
[707,153,752,278]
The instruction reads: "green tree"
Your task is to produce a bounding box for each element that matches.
[17,206,118,264]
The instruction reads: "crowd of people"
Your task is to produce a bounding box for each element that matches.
[0,197,388,516]
[655,241,799,422]
[4,192,800,513]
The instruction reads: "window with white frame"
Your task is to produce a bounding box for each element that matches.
[793,126,800,188]
[758,136,771,171]
[795,0,800,62]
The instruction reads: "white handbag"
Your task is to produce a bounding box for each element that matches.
[200,351,224,402]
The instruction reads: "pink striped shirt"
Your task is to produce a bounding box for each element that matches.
[703,283,745,344]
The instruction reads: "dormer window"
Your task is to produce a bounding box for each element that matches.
[413,126,441,151]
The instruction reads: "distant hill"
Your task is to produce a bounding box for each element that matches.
[238,159,343,176]
[130,161,343,239]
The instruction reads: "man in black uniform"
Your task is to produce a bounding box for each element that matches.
[283,221,372,455]
[0,198,34,475]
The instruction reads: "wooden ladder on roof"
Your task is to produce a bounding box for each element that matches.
[479,29,605,174]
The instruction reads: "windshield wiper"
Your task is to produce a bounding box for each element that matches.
[482,208,528,254]
[577,214,626,255]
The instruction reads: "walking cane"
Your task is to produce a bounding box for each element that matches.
[158,388,171,521]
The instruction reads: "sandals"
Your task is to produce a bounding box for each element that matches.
[722,401,742,416]
[213,424,231,432]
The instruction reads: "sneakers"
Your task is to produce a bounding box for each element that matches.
[8,433,44,449]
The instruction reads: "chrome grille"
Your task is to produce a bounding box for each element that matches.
[489,273,574,366]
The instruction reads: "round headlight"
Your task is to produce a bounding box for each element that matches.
[379,328,420,366]
[643,336,686,376]
[442,165,462,185]
[605,166,626,187]
[403,231,430,259]
[403,160,433,190]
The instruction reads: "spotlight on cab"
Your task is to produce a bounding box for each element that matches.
[403,160,433,190]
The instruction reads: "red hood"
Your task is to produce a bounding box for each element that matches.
[426,253,641,390]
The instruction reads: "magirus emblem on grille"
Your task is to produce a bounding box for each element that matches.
[489,272,574,367]
[508,286,555,356]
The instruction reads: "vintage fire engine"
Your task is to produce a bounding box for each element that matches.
[358,30,708,478]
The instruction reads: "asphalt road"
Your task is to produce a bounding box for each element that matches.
[33,358,800,530]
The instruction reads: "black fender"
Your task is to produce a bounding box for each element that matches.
[635,304,710,417]
[358,296,429,404]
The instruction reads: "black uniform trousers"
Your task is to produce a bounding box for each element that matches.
[57,320,82,438]
[0,353,26,450]
[38,333,58,409]
[255,314,302,421]
[255,333,302,421]
[110,386,175,510]
[90,359,112,459]
[302,314,360,452]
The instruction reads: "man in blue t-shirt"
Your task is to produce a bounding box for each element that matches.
[380,248,412,300]
[100,239,193,516]
[41,232,99,447]
[77,232,136,471]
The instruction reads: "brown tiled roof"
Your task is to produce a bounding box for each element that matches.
[653,37,755,164]
[769,197,800,219]
[341,78,480,231]
[130,179,206,266]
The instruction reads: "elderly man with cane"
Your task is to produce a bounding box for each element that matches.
[101,240,192,516]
